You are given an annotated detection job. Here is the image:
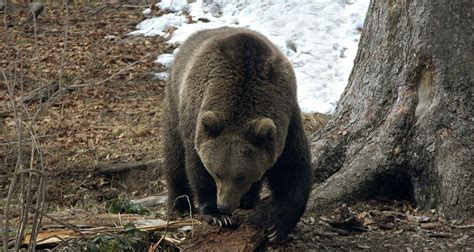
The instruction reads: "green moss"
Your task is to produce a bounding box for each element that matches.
[105,198,149,215]
[87,224,153,252]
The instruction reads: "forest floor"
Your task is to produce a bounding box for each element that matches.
[1,3,473,251]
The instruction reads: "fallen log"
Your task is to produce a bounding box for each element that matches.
[12,196,277,251]
[91,158,162,175]
[15,213,197,248]
[52,158,163,176]
[180,201,275,252]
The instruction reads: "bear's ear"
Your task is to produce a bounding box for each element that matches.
[200,111,223,137]
[246,118,276,147]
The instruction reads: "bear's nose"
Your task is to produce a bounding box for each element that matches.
[217,203,233,214]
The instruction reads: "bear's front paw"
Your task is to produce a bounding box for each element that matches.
[266,223,289,243]
[202,214,235,227]
[199,203,237,227]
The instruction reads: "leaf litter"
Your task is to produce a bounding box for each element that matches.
[1,2,472,251]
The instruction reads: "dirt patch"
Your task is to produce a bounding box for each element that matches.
[272,200,474,250]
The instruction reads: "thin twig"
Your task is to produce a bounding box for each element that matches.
[12,169,45,176]
[2,0,7,46]
[3,67,24,252]
[58,1,69,123]
[451,224,474,229]
[14,128,35,251]
[69,53,154,88]
[29,206,86,237]
[0,133,60,146]
[51,237,75,251]
[117,4,149,9]
[151,195,194,250]
[27,124,47,251]
[0,71,9,252]
[28,9,49,250]
[59,0,69,89]
[15,48,33,251]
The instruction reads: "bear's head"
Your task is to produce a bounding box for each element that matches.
[195,110,278,214]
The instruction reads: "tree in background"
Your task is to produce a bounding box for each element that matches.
[309,0,473,219]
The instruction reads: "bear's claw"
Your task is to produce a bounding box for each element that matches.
[203,214,234,227]
[222,216,232,226]
[266,224,287,243]
[267,230,278,242]
[266,224,278,242]
[266,224,275,232]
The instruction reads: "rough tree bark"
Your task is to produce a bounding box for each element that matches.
[309,0,473,219]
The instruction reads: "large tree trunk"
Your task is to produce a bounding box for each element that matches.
[309,0,473,219]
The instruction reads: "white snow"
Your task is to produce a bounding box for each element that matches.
[130,13,187,37]
[157,0,190,13]
[142,8,152,16]
[154,72,169,81]
[132,0,369,113]
[155,53,175,68]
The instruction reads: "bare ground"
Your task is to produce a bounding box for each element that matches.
[1,3,473,251]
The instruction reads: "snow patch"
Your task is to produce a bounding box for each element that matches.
[131,0,369,113]
[129,13,186,37]
[155,72,169,81]
[157,0,190,12]
[142,8,152,16]
[155,53,174,68]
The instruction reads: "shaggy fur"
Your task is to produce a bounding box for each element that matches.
[163,27,312,242]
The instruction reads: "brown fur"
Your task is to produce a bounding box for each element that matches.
[163,27,312,242]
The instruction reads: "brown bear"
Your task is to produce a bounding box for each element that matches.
[163,27,312,242]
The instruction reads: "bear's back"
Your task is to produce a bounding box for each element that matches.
[169,27,296,133]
